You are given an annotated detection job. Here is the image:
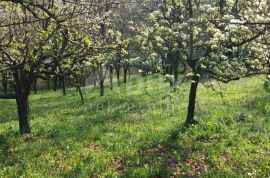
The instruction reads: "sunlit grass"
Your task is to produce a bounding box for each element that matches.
[0,75,269,177]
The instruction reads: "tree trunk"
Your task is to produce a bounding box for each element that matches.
[165,64,170,75]
[33,79,37,94]
[186,0,198,125]
[53,76,57,91]
[173,60,179,86]
[2,72,8,95]
[58,77,61,88]
[47,80,50,90]
[93,70,97,88]
[77,85,84,104]
[162,59,166,75]
[98,64,104,97]
[109,65,113,90]
[123,67,128,83]
[128,66,131,80]
[185,76,199,125]
[169,64,174,75]
[100,81,104,97]
[115,65,120,86]
[16,94,31,134]
[61,77,66,95]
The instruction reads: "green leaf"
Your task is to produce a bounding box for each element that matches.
[83,36,93,47]
[121,49,128,56]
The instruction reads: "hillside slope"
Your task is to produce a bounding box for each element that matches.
[0,75,269,177]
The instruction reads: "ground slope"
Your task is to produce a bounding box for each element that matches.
[0,75,269,177]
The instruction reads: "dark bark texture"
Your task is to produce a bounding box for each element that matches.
[16,95,31,134]
[186,76,199,125]
[109,65,113,90]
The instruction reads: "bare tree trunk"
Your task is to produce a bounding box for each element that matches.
[186,76,199,125]
[173,52,180,86]
[61,77,66,95]
[115,64,120,86]
[173,64,179,81]
[13,67,32,134]
[47,80,50,90]
[98,65,104,97]
[53,76,57,91]
[100,81,104,96]
[16,94,31,134]
[2,72,8,95]
[109,64,113,90]
[77,84,84,104]
[93,70,97,88]
[33,78,37,94]
[162,58,166,75]
[185,0,198,125]
[128,65,131,80]
[123,66,128,83]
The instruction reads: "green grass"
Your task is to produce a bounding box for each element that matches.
[0,75,269,177]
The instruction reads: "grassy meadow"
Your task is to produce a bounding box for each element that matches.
[0,75,269,177]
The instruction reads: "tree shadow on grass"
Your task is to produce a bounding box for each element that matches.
[0,87,105,124]
[1,81,268,177]
[119,93,270,177]
[0,89,152,172]
[116,122,205,178]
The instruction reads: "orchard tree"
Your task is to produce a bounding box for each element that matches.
[141,1,186,83]
[142,0,270,125]
[183,0,269,124]
[0,0,93,134]
[105,0,151,86]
